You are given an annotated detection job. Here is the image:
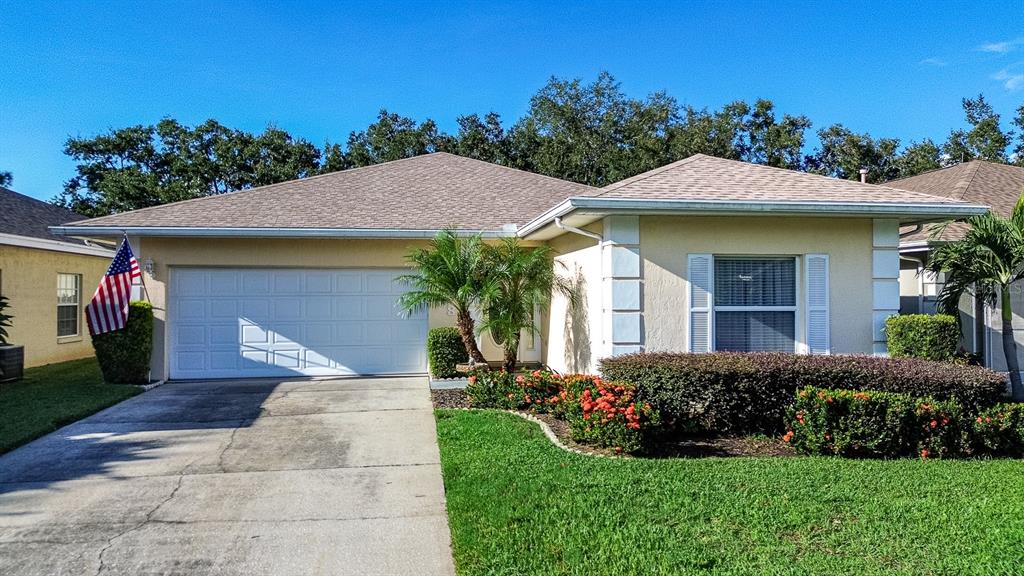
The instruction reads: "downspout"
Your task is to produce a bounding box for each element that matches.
[554,217,607,359]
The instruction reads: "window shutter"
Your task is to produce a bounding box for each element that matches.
[805,254,830,354]
[688,254,713,352]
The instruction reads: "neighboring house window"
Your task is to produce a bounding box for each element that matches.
[57,273,81,338]
[712,257,796,352]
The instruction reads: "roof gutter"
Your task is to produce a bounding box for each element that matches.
[0,232,116,257]
[518,196,990,237]
[48,226,517,239]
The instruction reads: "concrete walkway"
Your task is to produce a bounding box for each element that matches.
[0,377,456,576]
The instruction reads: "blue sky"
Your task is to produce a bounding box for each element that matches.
[2,1,1023,200]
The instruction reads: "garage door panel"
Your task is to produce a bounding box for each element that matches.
[209,300,238,318]
[272,271,302,294]
[242,272,271,294]
[241,300,270,320]
[305,272,333,293]
[170,268,427,379]
[273,299,302,320]
[209,271,239,295]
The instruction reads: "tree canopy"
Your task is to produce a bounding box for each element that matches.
[54,72,1024,215]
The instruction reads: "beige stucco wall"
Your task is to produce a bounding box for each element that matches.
[642,215,875,355]
[544,222,604,373]
[0,244,110,367]
[137,237,471,379]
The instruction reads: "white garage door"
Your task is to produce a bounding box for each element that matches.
[169,268,427,379]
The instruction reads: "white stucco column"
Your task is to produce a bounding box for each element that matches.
[872,219,900,355]
[602,215,643,357]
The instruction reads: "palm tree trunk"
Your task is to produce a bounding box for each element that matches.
[456,310,487,365]
[502,335,520,373]
[1000,285,1023,399]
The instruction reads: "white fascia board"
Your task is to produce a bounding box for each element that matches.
[0,232,116,257]
[48,226,516,239]
[518,196,989,237]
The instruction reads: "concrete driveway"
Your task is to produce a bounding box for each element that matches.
[0,377,456,576]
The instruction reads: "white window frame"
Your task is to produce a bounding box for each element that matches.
[711,255,800,353]
[57,273,82,339]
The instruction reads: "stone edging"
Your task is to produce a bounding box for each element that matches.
[447,407,624,459]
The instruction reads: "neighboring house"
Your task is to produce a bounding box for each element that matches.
[51,153,985,381]
[890,160,1024,371]
[0,187,115,367]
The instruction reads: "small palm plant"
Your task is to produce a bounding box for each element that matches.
[928,194,1024,398]
[479,238,573,372]
[0,296,12,346]
[398,230,489,364]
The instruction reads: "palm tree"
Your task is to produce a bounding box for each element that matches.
[928,195,1024,398]
[398,230,489,364]
[478,238,573,372]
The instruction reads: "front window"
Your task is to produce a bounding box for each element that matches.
[713,257,796,352]
[57,273,81,338]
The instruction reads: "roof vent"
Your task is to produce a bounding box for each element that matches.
[859,168,869,183]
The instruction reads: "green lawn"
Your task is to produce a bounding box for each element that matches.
[0,357,141,454]
[436,409,1024,576]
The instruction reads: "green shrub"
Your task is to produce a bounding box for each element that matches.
[91,301,153,384]
[0,295,13,345]
[465,370,518,409]
[427,327,468,378]
[464,369,658,454]
[885,314,961,362]
[599,352,1007,436]
[786,387,970,459]
[972,403,1024,457]
[561,378,659,454]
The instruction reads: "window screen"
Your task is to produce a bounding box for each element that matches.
[714,258,795,307]
[57,273,81,337]
[713,258,796,352]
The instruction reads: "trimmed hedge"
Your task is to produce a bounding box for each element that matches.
[599,352,1007,435]
[885,314,961,362]
[786,387,970,459]
[973,403,1024,457]
[91,301,153,384]
[427,327,468,378]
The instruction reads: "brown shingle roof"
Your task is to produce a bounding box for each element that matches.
[63,153,596,233]
[593,154,967,204]
[0,186,87,245]
[889,161,1024,243]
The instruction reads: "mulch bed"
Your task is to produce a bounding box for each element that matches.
[430,389,795,458]
[431,389,470,409]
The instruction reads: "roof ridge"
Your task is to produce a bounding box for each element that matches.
[595,154,708,197]
[956,161,985,201]
[599,153,958,202]
[434,152,598,192]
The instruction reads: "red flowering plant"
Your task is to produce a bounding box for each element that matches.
[465,368,571,413]
[507,370,566,414]
[914,399,970,459]
[562,377,660,454]
[972,403,1024,456]
[464,369,520,409]
[787,386,972,459]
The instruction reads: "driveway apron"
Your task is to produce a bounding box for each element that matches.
[0,376,456,576]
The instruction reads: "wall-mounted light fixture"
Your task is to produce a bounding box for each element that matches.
[144,258,155,279]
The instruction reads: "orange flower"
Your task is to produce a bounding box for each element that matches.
[920,449,930,459]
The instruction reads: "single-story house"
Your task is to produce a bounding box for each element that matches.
[0,186,115,367]
[891,160,1024,372]
[51,152,986,380]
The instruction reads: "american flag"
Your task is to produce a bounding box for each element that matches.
[86,237,142,336]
